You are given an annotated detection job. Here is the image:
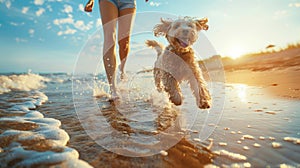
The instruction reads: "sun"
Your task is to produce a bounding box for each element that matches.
[227,46,246,59]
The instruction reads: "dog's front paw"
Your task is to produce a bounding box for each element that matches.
[169,92,182,106]
[198,98,211,109]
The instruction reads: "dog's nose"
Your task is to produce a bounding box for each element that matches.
[182,29,189,35]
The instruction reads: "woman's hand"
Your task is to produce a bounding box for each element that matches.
[84,0,94,12]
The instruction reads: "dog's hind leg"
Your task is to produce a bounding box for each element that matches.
[154,68,163,92]
[163,74,182,106]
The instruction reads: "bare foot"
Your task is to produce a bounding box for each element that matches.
[108,88,120,102]
[118,64,127,81]
[120,72,127,81]
[84,0,94,12]
[108,93,120,104]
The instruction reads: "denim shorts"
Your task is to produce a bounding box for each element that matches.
[99,0,136,10]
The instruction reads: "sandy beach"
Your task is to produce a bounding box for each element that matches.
[225,67,300,99]
[0,67,300,167]
[1,46,300,167]
[1,0,300,167]
[217,46,300,99]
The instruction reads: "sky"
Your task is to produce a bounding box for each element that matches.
[0,0,299,73]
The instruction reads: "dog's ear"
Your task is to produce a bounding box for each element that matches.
[195,17,209,31]
[153,18,172,37]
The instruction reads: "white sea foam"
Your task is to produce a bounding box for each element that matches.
[0,85,92,167]
[92,73,171,109]
[8,91,48,112]
[214,150,247,161]
[24,111,44,118]
[283,137,300,145]
[93,81,110,98]
[8,104,33,112]
[1,126,69,146]
[279,163,297,168]
[243,146,250,150]
[253,143,261,148]
[221,162,251,168]
[241,134,255,140]
[272,142,282,148]
[219,142,227,146]
[31,91,48,105]
[150,90,171,108]
[1,146,91,168]
[0,73,50,94]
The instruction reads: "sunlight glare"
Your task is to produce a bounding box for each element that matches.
[228,46,246,59]
[236,84,247,102]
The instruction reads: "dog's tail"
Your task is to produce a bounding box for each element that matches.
[145,40,164,56]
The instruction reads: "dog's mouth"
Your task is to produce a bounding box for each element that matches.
[176,38,190,48]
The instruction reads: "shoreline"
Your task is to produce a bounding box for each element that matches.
[224,67,300,99]
[1,71,299,167]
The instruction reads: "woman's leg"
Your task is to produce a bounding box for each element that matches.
[117,8,136,78]
[99,0,119,97]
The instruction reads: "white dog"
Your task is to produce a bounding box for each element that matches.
[146,17,211,109]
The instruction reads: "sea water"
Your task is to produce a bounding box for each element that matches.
[0,72,299,167]
[0,73,92,167]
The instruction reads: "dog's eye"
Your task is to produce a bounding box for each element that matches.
[188,24,194,28]
[173,23,180,29]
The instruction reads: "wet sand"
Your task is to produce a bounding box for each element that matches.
[37,72,299,167]
[42,103,213,168]
[40,90,214,168]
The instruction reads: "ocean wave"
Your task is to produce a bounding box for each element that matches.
[0,73,50,94]
[0,91,92,167]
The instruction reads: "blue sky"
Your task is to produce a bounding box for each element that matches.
[0,0,300,73]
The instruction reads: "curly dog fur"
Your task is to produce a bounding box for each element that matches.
[146,17,211,109]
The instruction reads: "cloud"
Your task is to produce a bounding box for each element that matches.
[29,29,35,37]
[36,8,45,17]
[15,37,28,43]
[48,0,62,2]
[57,27,77,36]
[57,31,63,36]
[10,22,18,26]
[79,4,84,12]
[74,20,85,30]
[289,2,300,7]
[96,18,102,27]
[10,22,25,26]
[53,15,95,32]
[53,17,74,26]
[34,0,44,5]
[46,22,52,29]
[273,10,287,19]
[149,1,161,7]
[65,27,76,34]
[47,5,53,12]
[63,4,73,13]
[5,0,11,8]
[22,7,29,14]
[74,20,93,31]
